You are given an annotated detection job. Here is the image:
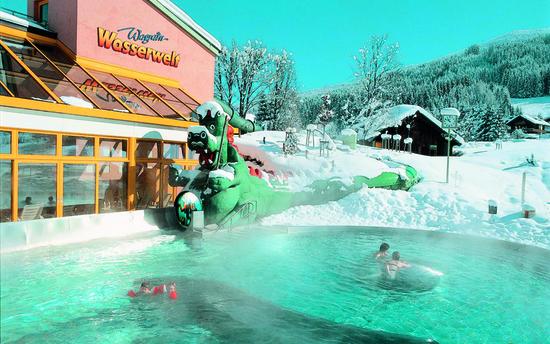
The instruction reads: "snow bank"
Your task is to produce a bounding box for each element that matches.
[238,130,550,249]
[235,130,391,190]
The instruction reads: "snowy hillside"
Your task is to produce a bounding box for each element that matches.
[235,131,550,249]
[512,97,550,120]
[486,28,550,45]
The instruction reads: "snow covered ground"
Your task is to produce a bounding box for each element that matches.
[235,131,550,249]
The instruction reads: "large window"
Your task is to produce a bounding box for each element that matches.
[99,138,127,158]
[63,164,95,217]
[1,37,95,108]
[0,44,54,101]
[0,129,197,222]
[114,76,179,118]
[0,35,202,124]
[161,163,183,208]
[18,163,56,221]
[136,140,159,159]
[136,139,196,210]
[0,160,12,222]
[62,136,94,157]
[163,143,185,159]
[142,82,197,120]
[33,43,128,112]
[37,1,49,24]
[18,132,56,155]
[90,70,155,116]
[99,162,127,213]
[136,162,160,209]
[0,131,10,154]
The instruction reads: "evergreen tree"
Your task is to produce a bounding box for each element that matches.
[283,128,299,155]
[477,105,508,141]
[255,94,274,130]
[318,94,334,135]
[274,91,302,130]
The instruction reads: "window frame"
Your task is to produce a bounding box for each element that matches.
[0,127,197,222]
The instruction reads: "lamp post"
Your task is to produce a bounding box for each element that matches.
[440,108,460,184]
[405,124,412,153]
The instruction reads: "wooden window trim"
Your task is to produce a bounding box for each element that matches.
[0,128,197,222]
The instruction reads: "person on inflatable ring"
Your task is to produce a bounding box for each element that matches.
[128,281,177,299]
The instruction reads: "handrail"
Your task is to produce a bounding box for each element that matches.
[0,7,49,28]
[218,200,257,230]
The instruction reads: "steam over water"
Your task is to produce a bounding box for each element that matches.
[1,226,549,343]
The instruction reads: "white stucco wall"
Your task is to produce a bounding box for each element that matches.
[0,106,189,141]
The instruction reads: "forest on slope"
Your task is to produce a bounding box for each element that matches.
[298,32,550,141]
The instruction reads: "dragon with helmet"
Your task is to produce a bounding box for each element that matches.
[169,99,419,229]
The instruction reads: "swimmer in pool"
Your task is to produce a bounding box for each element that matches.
[374,242,390,260]
[168,282,178,299]
[138,282,152,294]
[385,251,410,280]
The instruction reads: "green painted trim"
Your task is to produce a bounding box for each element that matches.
[148,0,221,56]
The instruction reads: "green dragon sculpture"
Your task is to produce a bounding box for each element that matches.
[169,99,419,229]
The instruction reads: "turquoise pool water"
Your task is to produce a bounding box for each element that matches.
[1,226,549,343]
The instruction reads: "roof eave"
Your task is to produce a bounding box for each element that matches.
[0,10,56,39]
[147,0,221,56]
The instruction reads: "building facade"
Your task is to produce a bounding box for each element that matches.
[363,105,464,156]
[507,114,550,134]
[0,0,221,225]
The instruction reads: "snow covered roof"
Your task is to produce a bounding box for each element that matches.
[341,129,357,136]
[507,114,550,127]
[148,0,221,54]
[372,105,465,145]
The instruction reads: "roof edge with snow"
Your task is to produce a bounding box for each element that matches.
[0,9,54,36]
[368,105,465,145]
[507,113,550,127]
[147,0,222,55]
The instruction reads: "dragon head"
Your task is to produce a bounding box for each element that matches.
[189,100,230,169]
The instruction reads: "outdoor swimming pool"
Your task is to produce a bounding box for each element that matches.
[1,226,549,343]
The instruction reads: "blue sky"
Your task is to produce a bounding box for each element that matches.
[6,0,550,91]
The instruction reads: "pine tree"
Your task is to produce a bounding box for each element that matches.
[318,94,334,135]
[283,128,299,155]
[274,91,302,130]
[255,94,274,130]
[478,105,508,141]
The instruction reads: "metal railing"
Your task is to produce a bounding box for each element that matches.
[0,7,49,29]
[218,201,257,230]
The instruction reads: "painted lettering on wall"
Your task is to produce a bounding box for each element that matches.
[97,27,180,68]
[117,27,168,44]
[79,78,167,102]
